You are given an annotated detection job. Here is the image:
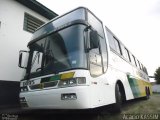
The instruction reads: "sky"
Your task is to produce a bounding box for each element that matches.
[37,0,160,78]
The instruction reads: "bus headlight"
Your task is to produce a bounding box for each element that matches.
[58,77,86,88]
[58,78,76,87]
[77,77,86,85]
[20,86,28,92]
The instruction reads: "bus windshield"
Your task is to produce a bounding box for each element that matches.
[27,24,87,79]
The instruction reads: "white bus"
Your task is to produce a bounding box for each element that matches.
[19,7,152,112]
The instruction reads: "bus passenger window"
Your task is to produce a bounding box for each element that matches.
[114,37,122,55]
[137,60,141,70]
[121,45,130,61]
[107,32,116,50]
[133,55,137,66]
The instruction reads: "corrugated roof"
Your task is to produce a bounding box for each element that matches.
[15,0,58,20]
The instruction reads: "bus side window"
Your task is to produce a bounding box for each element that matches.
[121,45,130,61]
[106,30,121,54]
[132,55,137,67]
[144,67,148,75]
[114,37,122,55]
[137,60,141,70]
[106,30,116,50]
[125,48,131,62]
[135,59,139,69]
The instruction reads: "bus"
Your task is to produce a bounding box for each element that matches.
[18,7,152,112]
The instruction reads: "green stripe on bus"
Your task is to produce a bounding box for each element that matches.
[41,75,61,83]
[127,75,141,98]
[50,75,61,81]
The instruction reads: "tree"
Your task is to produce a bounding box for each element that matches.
[154,67,160,84]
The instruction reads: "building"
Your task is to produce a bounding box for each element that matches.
[152,84,160,93]
[151,81,160,93]
[0,0,57,108]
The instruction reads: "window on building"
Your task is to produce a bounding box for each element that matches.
[23,13,45,33]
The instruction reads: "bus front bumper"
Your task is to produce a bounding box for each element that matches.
[20,86,91,109]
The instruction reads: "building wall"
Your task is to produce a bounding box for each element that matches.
[0,0,49,81]
[0,0,53,108]
[152,84,160,93]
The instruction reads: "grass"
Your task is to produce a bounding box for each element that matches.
[11,94,160,120]
[100,93,160,120]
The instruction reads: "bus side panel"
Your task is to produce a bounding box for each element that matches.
[89,68,116,108]
[127,66,152,98]
[108,51,135,101]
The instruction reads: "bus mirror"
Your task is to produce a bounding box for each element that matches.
[90,30,99,49]
[18,50,29,69]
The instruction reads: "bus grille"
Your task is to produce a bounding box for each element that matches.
[29,81,58,90]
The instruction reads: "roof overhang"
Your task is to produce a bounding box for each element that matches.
[15,0,58,20]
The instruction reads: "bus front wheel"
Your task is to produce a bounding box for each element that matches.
[112,84,122,113]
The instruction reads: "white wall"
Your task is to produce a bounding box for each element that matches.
[152,85,160,93]
[0,0,49,81]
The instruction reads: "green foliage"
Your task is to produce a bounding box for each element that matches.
[154,67,160,84]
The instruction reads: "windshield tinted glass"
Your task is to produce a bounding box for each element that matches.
[27,25,87,78]
[32,8,85,40]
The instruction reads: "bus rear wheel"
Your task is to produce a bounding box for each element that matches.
[144,87,150,100]
[112,84,122,113]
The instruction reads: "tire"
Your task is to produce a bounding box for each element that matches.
[112,84,122,113]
